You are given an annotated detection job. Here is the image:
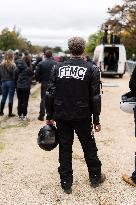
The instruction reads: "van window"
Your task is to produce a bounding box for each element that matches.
[104,47,119,72]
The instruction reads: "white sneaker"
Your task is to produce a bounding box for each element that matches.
[18,116,23,121]
[22,116,28,121]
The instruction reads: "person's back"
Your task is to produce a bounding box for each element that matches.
[0,50,16,116]
[52,58,99,120]
[23,51,32,68]
[35,54,43,67]
[45,37,105,194]
[36,56,56,84]
[0,62,15,81]
[14,53,33,119]
[36,50,56,121]
[129,66,136,96]
[122,66,136,187]
[15,58,33,89]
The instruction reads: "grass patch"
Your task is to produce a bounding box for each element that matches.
[0,127,4,134]
[0,118,30,132]
[0,142,5,151]
[1,121,30,130]
[31,89,40,100]
[0,120,30,152]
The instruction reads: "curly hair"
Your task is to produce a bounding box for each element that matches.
[68,37,86,55]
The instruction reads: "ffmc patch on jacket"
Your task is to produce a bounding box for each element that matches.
[58,65,87,80]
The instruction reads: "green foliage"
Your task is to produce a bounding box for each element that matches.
[0,28,19,50]
[104,0,136,58]
[85,31,104,56]
[53,46,62,53]
[0,142,5,151]
[0,27,44,53]
[0,27,63,54]
[121,33,136,59]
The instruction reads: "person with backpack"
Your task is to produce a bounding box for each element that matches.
[14,52,33,120]
[45,37,106,194]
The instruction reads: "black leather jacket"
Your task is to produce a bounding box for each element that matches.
[14,59,33,89]
[45,58,101,124]
[35,58,57,85]
[129,66,136,96]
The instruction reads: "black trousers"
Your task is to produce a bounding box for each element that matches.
[17,88,30,116]
[39,84,47,117]
[56,119,102,188]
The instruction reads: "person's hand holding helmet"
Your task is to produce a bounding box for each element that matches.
[94,124,101,132]
[46,119,54,126]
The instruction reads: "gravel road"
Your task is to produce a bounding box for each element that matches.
[0,74,136,205]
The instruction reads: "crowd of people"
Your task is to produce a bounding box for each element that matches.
[0,37,136,195]
[0,48,93,120]
[0,50,33,119]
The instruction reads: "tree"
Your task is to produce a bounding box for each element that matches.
[42,46,53,53]
[105,0,136,37]
[53,46,62,53]
[30,45,43,54]
[85,31,104,56]
[0,28,19,50]
[0,27,62,54]
[104,0,136,58]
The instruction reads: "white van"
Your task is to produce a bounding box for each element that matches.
[93,44,126,78]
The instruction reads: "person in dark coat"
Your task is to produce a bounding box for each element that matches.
[122,66,136,187]
[45,37,106,194]
[23,50,32,69]
[14,52,33,120]
[35,50,56,121]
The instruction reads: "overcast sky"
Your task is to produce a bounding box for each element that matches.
[0,0,121,49]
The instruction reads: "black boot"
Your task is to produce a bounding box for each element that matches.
[8,103,16,117]
[0,102,5,116]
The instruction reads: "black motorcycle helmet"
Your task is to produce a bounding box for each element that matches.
[37,124,58,151]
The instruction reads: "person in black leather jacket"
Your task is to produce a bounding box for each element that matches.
[129,66,136,96]
[122,66,136,187]
[35,50,56,121]
[45,37,105,194]
[14,52,33,120]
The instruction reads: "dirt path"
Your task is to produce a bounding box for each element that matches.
[0,74,136,205]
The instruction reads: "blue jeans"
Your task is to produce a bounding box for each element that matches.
[1,80,15,105]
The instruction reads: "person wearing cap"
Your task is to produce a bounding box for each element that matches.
[45,37,106,194]
[35,50,56,121]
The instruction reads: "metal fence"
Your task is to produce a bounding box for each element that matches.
[126,60,136,75]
